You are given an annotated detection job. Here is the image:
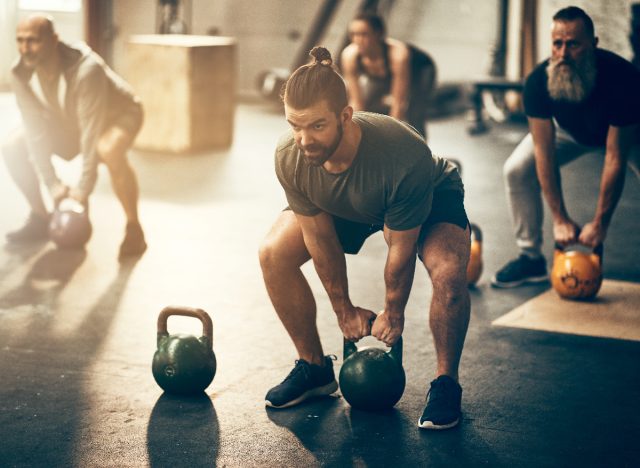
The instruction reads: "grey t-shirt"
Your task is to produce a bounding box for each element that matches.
[275,112,463,231]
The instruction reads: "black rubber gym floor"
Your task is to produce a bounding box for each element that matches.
[0,94,638,467]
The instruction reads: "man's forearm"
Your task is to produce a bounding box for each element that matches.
[534,146,568,222]
[30,147,60,192]
[306,235,353,314]
[594,151,626,228]
[384,241,416,316]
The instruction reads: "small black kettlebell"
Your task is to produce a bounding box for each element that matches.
[49,198,92,249]
[152,306,216,395]
[339,336,405,411]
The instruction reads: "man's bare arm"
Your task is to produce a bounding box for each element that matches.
[580,124,636,246]
[296,211,375,341]
[371,225,420,346]
[529,116,579,244]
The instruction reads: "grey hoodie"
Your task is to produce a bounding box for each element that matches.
[10,41,142,199]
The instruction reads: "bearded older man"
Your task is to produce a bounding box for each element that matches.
[491,6,640,288]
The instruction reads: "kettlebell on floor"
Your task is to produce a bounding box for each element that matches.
[551,243,603,300]
[152,306,217,395]
[49,198,92,249]
[339,336,406,411]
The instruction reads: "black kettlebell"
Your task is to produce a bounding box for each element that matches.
[49,198,92,249]
[152,306,216,395]
[339,336,406,411]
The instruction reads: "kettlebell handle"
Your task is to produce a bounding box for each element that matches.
[157,306,213,344]
[343,336,403,364]
[469,223,483,242]
[554,242,603,262]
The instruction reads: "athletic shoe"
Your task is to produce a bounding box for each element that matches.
[118,222,147,258]
[265,356,338,409]
[491,254,548,288]
[5,212,50,243]
[418,375,462,430]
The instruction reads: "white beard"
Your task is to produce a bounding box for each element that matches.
[546,53,597,103]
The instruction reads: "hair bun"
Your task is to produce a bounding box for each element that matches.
[309,46,332,66]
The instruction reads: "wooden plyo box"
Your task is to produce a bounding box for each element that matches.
[126,35,237,153]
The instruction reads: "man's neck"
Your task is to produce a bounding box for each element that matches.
[323,119,362,174]
[36,50,61,83]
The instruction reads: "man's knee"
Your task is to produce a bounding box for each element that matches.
[258,238,277,273]
[258,235,294,274]
[423,227,469,298]
[503,147,537,189]
[259,233,297,271]
[97,126,134,168]
[259,214,309,271]
[430,265,468,308]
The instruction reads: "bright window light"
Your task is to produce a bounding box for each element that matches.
[19,0,82,12]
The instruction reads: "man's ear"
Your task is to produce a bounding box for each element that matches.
[593,36,599,47]
[341,105,353,123]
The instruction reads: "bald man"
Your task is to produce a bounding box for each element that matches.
[2,14,146,257]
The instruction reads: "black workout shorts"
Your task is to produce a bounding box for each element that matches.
[333,190,468,255]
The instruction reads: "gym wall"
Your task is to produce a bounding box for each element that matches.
[3,1,635,95]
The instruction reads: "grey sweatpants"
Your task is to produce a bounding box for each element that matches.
[503,124,640,257]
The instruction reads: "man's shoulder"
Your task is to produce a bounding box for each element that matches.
[525,59,549,86]
[275,130,298,166]
[596,48,639,76]
[60,41,89,68]
[355,111,423,140]
[274,130,301,182]
[596,48,631,64]
[60,42,107,82]
[355,112,431,166]
[522,59,551,112]
[354,110,400,126]
[276,130,296,153]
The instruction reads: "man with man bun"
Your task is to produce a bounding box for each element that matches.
[259,46,470,429]
[3,14,146,258]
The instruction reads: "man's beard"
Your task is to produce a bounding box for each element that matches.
[299,123,343,167]
[546,53,597,103]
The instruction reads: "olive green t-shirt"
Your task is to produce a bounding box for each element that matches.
[275,112,463,231]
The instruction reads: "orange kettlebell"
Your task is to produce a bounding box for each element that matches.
[551,243,603,300]
[466,223,483,286]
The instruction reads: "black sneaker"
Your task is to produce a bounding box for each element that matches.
[6,212,50,243]
[491,254,548,288]
[118,222,147,258]
[418,375,462,430]
[265,356,338,408]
